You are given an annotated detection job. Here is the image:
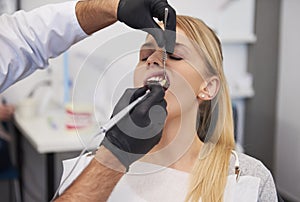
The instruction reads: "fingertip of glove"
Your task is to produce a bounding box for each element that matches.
[131,86,148,101]
[146,27,165,48]
[148,84,165,97]
[165,27,176,54]
[147,84,164,91]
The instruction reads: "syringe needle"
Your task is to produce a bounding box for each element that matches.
[163,8,168,82]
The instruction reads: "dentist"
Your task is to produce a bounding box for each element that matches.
[0,0,176,201]
[0,0,176,92]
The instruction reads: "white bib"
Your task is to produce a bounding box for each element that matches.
[60,155,260,202]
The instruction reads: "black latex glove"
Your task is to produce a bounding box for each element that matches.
[117,0,176,53]
[101,85,167,171]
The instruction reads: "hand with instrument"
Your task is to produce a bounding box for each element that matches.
[100,85,167,171]
[117,0,176,53]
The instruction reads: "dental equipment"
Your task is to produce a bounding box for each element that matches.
[51,90,150,201]
[162,8,168,83]
[99,90,150,134]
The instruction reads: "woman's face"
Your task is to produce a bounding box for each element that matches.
[134,27,208,118]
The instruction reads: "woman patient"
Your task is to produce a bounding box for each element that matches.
[60,15,278,202]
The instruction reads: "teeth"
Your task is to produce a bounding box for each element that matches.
[146,76,170,90]
[147,76,163,82]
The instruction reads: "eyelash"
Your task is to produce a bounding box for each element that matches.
[169,54,183,61]
[141,55,182,61]
[140,50,154,61]
[139,51,183,61]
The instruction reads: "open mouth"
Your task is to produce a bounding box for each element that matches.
[144,73,170,90]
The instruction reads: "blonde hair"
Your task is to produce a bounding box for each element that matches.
[176,16,235,202]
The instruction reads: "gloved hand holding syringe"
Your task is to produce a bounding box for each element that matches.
[100,84,167,171]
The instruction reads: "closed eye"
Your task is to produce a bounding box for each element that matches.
[139,49,155,61]
[169,54,183,61]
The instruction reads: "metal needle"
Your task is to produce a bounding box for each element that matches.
[163,8,168,82]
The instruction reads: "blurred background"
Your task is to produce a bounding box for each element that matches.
[0,0,299,201]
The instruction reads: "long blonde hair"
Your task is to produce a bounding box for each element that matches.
[176,16,236,202]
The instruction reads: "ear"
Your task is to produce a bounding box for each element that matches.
[197,76,220,101]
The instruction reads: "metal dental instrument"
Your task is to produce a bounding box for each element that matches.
[145,8,170,90]
[162,8,168,82]
[99,90,150,134]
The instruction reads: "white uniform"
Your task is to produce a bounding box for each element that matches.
[0,1,88,92]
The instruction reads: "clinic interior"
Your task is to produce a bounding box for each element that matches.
[0,0,299,202]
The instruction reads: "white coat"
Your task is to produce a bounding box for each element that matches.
[0,1,87,92]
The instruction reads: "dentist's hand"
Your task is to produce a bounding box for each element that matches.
[0,104,15,121]
[100,85,167,171]
[117,0,176,53]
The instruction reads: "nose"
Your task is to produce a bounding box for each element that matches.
[146,49,164,68]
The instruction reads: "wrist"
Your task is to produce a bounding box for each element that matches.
[105,0,119,20]
[94,145,126,173]
[93,0,119,20]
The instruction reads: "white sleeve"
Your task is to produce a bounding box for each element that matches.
[59,153,93,195]
[0,1,88,92]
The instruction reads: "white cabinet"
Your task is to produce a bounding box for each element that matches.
[169,0,256,43]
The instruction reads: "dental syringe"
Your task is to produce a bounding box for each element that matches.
[98,90,150,134]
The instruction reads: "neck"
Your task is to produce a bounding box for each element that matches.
[169,137,202,172]
[142,102,203,173]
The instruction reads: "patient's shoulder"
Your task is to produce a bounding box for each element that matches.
[230,152,278,201]
[230,152,271,177]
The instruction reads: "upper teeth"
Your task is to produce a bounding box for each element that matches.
[145,75,170,90]
[147,76,164,82]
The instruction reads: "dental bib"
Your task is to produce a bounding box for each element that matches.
[60,154,260,201]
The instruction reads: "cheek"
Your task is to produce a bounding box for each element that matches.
[165,88,198,119]
[165,74,199,117]
[133,65,145,87]
[170,62,204,95]
[165,91,178,115]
